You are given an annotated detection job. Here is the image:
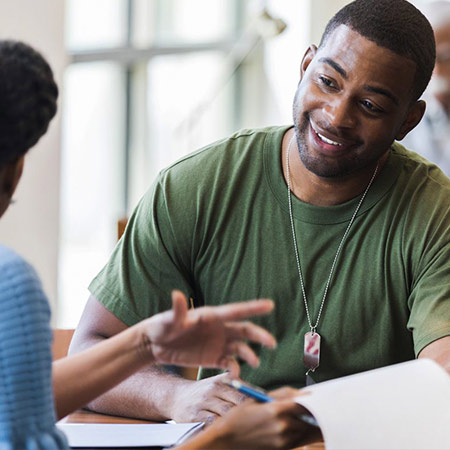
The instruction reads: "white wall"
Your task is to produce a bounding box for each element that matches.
[309,0,351,45]
[0,0,65,322]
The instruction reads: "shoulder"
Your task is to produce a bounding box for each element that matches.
[389,144,450,252]
[159,126,288,181]
[134,126,287,212]
[391,142,450,194]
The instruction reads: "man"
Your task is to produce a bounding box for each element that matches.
[70,0,450,424]
[403,0,450,176]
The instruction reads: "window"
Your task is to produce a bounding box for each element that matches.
[59,0,260,326]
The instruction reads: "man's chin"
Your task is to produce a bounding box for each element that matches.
[300,154,356,179]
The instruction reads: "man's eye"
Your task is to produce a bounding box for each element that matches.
[319,76,335,88]
[361,100,383,113]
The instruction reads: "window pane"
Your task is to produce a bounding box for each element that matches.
[145,51,234,178]
[59,63,125,327]
[65,0,128,50]
[150,0,235,45]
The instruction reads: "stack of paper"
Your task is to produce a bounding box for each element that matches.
[295,358,450,449]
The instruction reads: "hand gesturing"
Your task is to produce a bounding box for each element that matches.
[144,290,276,377]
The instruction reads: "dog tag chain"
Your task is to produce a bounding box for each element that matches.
[285,134,378,384]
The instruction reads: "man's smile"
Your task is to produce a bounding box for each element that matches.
[310,121,343,147]
[308,120,360,155]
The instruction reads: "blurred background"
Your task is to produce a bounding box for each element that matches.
[0,0,436,327]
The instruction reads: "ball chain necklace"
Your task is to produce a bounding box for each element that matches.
[285,134,378,385]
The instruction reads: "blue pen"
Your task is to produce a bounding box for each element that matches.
[225,379,319,428]
[228,379,273,402]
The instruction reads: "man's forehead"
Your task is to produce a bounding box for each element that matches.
[318,25,412,66]
[314,25,417,99]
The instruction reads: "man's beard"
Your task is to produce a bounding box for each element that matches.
[293,111,377,179]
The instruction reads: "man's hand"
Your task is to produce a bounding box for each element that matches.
[168,373,247,423]
[142,290,276,377]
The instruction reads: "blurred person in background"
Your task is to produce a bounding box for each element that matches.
[403,0,450,175]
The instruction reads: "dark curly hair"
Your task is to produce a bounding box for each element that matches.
[320,0,436,101]
[0,40,58,166]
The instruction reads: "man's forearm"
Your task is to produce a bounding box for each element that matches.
[66,319,194,422]
[53,325,151,419]
[84,365,192,421]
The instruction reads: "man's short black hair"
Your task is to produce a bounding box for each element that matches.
[319,0,436,101]
[0,40,58,166]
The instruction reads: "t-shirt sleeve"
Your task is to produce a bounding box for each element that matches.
[407,209,450,356]
[89,174,196,326]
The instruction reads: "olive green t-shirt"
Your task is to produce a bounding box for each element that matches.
[89,126,450,388]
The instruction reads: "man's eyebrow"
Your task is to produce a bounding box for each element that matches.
[318,57,399,105]
[363,85,399,105]
[318,57,347,79]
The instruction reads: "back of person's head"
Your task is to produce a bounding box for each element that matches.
[319,0,436,101]
[0,40,58,166]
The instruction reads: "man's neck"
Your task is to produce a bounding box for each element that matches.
[281,129,388,207]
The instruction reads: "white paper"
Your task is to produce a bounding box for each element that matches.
[295,359,450,449]
[56,422,203,448]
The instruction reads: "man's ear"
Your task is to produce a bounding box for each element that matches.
[299,45,317,82]
[396,100,426,140]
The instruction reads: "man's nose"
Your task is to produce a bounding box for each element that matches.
[323,97,357,129]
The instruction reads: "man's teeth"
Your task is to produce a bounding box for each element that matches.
[316,131,342,146]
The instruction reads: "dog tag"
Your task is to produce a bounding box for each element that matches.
[303,331,320,372]
[306,373,316,386]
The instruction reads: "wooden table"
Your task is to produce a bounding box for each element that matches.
[63,409,324,449]
[64,409,155,425]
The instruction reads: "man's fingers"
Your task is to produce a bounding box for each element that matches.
[208,373,248,404]
[205,299,274,321]
[196,411,220,427]
[205,400,236,418]
[226,321,277,348]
